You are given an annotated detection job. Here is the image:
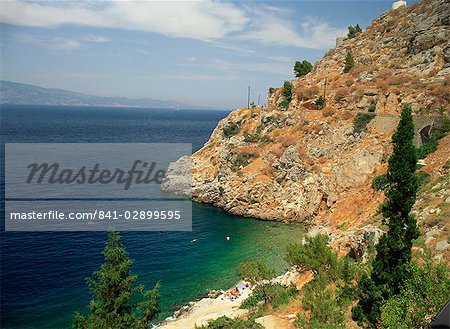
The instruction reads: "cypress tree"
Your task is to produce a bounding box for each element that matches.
[352,104,420,327]
[73,231,160,329]
[344,51,355,73]
[283,81,293,102]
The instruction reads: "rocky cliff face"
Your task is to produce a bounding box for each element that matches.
[163,0,449,255]
[270,0,449,115]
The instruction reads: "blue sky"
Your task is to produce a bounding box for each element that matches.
[0,0,412,109]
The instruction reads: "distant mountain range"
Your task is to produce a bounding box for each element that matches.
[0,80,202,109]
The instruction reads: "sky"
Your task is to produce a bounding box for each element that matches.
[0,0,409,109]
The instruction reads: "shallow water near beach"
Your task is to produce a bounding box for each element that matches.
[0,105,305,328]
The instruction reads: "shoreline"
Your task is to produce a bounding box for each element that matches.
[156,268,309,329]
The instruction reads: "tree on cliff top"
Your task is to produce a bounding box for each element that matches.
[347,24,362,38]
[352,104,419,327]
[294,60,313,78]
[73,231,160,329]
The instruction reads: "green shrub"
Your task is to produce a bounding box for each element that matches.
[295,271,347,329]
[285,235,336,272]
[259,136,272,144]
[353,112,375,134]
[230,153,254,172]
[368,99,377,112]
[294,60,313,78]
[314,96,325,107]
[198,316,263,329]
[222,122,240,138]
[380,262,450,329]
[241,283,296,310]
[443,159,450,171]
[344,51,355,73]
[372,174,387,191]
[416,139,438,159]
[347,24,362,39]
[416,171,430,188]
[416,116,450,159]
[283,81,293,102]
[243,132,259,143]
[383,21,394,32]
[278,100,289,108]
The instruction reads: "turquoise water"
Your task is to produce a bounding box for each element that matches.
[0,105,305,328]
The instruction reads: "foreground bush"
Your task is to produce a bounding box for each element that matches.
[295,271,347,329]
[380,261,450,328]
[73,231,160,329]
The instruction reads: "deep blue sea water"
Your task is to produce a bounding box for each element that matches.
[0,105,305,328]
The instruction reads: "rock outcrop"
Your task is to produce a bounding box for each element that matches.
[163,0,449,253]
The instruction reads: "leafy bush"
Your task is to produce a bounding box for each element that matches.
[314,96,325,107]
[368,99,377,112]
[283,81,293,102]
[416,171,430,188]
[380,262,450,329]
[198,316,263,329]
[353,112,375,134]
[243,132,259,143]
[229,153,253,172]
[278,100,289,108]
[285,235,336,272]
[294,60,313,78]
[344,51,355,73]
[222,122,240,138]
[295,271,347,329]
[347,24,362,38]
[372,174,387,191]
[416,139,438,159]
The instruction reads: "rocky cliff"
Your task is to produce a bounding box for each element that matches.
[163,0,449,257]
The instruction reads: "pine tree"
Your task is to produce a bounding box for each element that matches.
[294,60,313,78]
[344,51,355,73]
[73,231,160,329]
[347,24,362,38]
[352,104,419,327]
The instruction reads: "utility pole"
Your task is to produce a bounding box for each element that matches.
[258,94,261,107]
[323,77,328,106]
[247,85,251,108]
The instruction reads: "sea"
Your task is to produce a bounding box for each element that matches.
[0,104,305,328]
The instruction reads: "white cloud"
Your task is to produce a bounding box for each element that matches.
[0,0,340,50]
[17,33,81,51]
[212,59,290,75]
[83,35,111,43]
[168,73,241,81]
[237,7,340,49]
[52,38,81,51]
[0,0,248,41]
